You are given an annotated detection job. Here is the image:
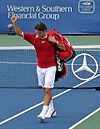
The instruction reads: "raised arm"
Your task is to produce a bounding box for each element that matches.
[11,16,23,36]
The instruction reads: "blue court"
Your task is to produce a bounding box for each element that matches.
[0,49,100,129]
[0,0,100,128]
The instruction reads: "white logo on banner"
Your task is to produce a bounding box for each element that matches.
[7,5,73,20]
[71,53,98,80]
[78,0,95,13]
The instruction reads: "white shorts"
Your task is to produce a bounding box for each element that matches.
[37,66,56,88]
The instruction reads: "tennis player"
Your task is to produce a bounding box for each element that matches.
[11,16,67,122]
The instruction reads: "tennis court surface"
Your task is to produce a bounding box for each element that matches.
[0,35,100,129]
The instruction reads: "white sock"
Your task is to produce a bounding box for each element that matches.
[40,105,49,116]
[49,99,54,110]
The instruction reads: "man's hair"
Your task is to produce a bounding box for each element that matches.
[34,22,47,31]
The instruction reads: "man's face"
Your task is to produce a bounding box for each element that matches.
[35,30,46,38]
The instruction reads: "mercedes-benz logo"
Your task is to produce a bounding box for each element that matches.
[71,53,98,80]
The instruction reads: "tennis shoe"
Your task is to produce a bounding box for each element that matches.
[45,109,56,118]
[37,114,45,122]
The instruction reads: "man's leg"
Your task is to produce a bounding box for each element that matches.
[44,88,52,105]
[43,88,56,118]
[45,99,56,118]
[44,67,56,118]
[37,66,56,122]
[37,88,52,122]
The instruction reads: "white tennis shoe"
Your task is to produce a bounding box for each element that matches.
[37,114,45,122]
[45,109,56,118]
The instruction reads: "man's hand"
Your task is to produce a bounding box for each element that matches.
[48,36,66,51]
[48,36,57,43]
[11,16,22,36]
[11,16,18,23]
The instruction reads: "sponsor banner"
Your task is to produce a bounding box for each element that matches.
[0,0,100,34]
[56,50,100,87]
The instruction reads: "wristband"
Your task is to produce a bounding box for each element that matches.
[56,41,59,45]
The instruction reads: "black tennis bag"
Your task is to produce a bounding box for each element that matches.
[47,29,76,81]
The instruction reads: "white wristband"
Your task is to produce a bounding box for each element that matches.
[56,41,59,45]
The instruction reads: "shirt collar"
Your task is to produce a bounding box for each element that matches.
[35,35,48,39]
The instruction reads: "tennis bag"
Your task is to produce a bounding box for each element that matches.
[47,29,76,81]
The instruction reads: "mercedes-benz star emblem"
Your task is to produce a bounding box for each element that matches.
[71,53,98,80]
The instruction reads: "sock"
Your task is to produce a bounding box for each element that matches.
[49,99,54,110]
[40,105,49,116]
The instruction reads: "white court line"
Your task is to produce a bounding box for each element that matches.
[69,107,100,129]
[73,45,100,49]
[0,45,100,50]
[0,46,35,50]
[0,61,37,65]
[0,62,99,67]
[0,74,100,126]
